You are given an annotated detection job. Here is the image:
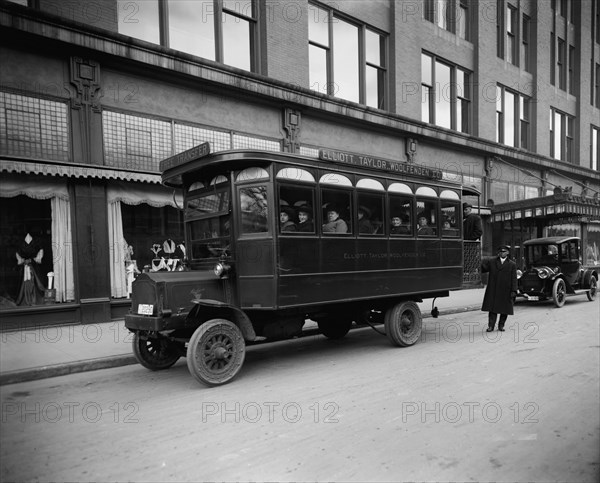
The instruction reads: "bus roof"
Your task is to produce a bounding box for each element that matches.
[160,148,461,190]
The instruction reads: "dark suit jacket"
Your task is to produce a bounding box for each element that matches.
[463,214,483,240]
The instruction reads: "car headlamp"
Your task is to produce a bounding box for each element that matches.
[537,267,550,279]
[516,269,523,279]
[214,262,231,278]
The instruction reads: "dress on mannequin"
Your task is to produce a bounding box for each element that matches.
[16,233,45,306]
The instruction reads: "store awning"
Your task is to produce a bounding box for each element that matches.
[0,159,161,184]
[491,191,600,222]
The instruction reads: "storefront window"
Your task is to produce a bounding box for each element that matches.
[0,196,53,308]
[585,223,600,266]
[121,203,184,275]
[544,223,580,238]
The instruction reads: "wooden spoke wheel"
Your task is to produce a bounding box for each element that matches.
[384,301,422,347]
[132,332,181,370]
[587,276,597,301]
[552,278,566,308]
[186,319,246,387]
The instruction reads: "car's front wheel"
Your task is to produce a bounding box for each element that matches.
[552,278,567,308]
[586,275,597,301]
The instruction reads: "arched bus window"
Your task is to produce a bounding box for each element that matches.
[188,181,205,192]
[356,178,385,235]
[416,187,438,236]
[389,183,413,236]
[236,167,269,182]
[320,173,353,235]
[210,175,228,185]
[277,168,316,234]
[276,167,316,183]
[440,190,460,237]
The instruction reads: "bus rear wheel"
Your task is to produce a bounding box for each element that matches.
[587,276,597,301]
[186,319,246,386]
[133,332,181,370]
[317,318,352,339]
[384,302,422,347]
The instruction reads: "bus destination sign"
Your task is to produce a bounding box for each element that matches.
[160,142,211,172]
[318,149,442,180]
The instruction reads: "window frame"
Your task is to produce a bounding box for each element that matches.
[308,2,387,109]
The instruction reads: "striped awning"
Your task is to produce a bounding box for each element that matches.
[492,192,600,222]
[0,159,161,184]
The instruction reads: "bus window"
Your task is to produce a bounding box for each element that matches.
[322,189,351,234]
[278,184,316,233]
[239,186,268,234]
[416,199,438,236]
[357,193,384,235]
[389,196,413,236]
[185,189,230,260]
[441,202,459,237]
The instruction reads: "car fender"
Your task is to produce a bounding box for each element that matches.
[582,269,598,289]
[187,299,257,341]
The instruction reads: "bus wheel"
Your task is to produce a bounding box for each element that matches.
[552,278,566,307]
[317,318,352,339]
[186,319,246,386]
[384,302,422,347]
[586,276,597,301]
[133,332,181,370]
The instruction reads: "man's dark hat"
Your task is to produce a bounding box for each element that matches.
[358,205,371,217]
[463,202,472,209]
[497,244,511,251]
[325,203,342,214]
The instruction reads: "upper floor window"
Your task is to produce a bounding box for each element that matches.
[421,53,471,133]
[592,126,599,172]
[424,0,470,40]
[308,3,386,108]
[506,4,517,65]
[496,85,530,150]
[595,63,600,108]
[117,0,257,72]
[521,14,531,72]
[550,108,574,163]
[551,36,576,94]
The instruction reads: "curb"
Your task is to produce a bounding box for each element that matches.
[0,354,137,386]
[0,305,482,386]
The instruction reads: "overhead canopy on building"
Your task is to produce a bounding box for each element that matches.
[0,159,161,184]
[492,191,600,223]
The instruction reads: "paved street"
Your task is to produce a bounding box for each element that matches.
[1,298,598,482]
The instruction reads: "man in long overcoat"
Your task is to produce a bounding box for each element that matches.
[481,245,518,331]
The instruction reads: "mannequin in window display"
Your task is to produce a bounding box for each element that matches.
[124,243,140,297]
[15,232,45,306]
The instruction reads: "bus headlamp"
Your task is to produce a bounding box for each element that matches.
[516,269,523,279]
[214,262,231,278]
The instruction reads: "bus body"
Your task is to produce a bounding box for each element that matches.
[125,145,467,386]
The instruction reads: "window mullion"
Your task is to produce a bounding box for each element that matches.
[358,26,366,105]
[215,0,224,63]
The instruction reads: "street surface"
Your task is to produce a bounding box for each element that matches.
[1,298,599,482]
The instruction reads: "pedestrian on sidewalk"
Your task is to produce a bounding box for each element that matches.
[481,245,517,332]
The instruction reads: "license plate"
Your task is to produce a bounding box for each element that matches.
[527,296,538,301]
[138,304,153,315]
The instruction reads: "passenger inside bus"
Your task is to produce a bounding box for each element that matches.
[280,206,297,232]
[357,206,374,234]
[323,205,348,233]
[442,218,458,236]
[417,213,436,236]
[296,205,314,232]
[390,216,410,235]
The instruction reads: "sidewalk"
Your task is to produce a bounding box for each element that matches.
[0,288,485,386]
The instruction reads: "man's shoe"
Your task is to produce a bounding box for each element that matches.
[498,328,505,332]
[486,328,493,332]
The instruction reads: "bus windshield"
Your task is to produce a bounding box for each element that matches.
[186,188,230,260]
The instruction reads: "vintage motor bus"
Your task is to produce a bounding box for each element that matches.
[125,144,468,386]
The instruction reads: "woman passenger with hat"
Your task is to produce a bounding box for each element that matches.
[322,204,348,233]
[358,205,373,234]
[279,205,297,232]
[296,204,314,232]
[481,244,518,332]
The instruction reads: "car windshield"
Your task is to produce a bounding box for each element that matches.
[527,244,559,265]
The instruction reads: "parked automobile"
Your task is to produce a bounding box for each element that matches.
[517,236,597,307]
